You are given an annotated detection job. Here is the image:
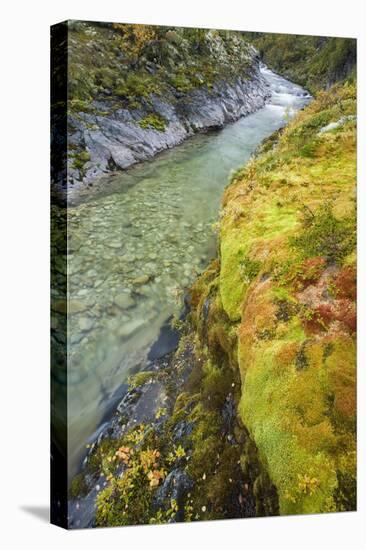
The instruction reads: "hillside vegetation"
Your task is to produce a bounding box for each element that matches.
[68,22,257,113]
[242,33,356,92]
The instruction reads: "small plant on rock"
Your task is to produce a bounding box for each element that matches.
[138,114,166,132]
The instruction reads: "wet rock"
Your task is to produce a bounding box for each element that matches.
[154,469,194,521]
[222,393,236,435]
[107,241,123,249]
[68,300,89,314]
[114,293,135,310]
[121,253,136,263]
[172,420,195,442]
[148,316,181,360]
[128,381,167,427]
[118,318,145,338]
[78,317,94,332]
[132,274,151,285]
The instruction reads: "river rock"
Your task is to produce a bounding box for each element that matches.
[70,332,84,345]
[114,293,135,310]
[121,253,136,263]
[68,300,89,314]
[78,317,94,332]
[132,274,151,286]
[118,318,145,338]
[107,241,123,249]
[78,291,92,301]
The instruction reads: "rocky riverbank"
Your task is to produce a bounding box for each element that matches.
[65,72,270,204]
[52,22,271,204]
[68,317,276,528]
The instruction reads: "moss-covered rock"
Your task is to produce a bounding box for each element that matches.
[215,82,356,515]
[138,114,166,132]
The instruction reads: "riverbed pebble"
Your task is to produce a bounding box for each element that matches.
[114,293,136,310]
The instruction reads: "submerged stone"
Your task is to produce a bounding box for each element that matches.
[114,293,135,310]
[78,317,94,332]
[132,274,151,285]
[68,300,89,314]
[118,318,145,338]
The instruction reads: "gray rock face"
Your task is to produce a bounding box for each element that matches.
[56,61,270,203]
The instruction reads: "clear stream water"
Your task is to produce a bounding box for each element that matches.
[62,67,311,479]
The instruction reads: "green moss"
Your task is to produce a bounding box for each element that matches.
[289,202,355,264]
[217,83,356,515]
[219,229,247,321]
[115,72,160,100]
[95,457,154,526]
[239,256,261,284]
[85,437,121,477]
[128,370,156,389]
[239,336,336,514]
[201,360,231,410]
[219,202,298,321]
[169,72,194,93]
[68,98,93,113]
[71,150,91,171]
[299,140,319,158]
[138,114,166,132]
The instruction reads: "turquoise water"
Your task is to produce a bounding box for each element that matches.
[61,67,310,477]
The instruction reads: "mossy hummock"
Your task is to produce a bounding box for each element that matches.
[216,82,356,515]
